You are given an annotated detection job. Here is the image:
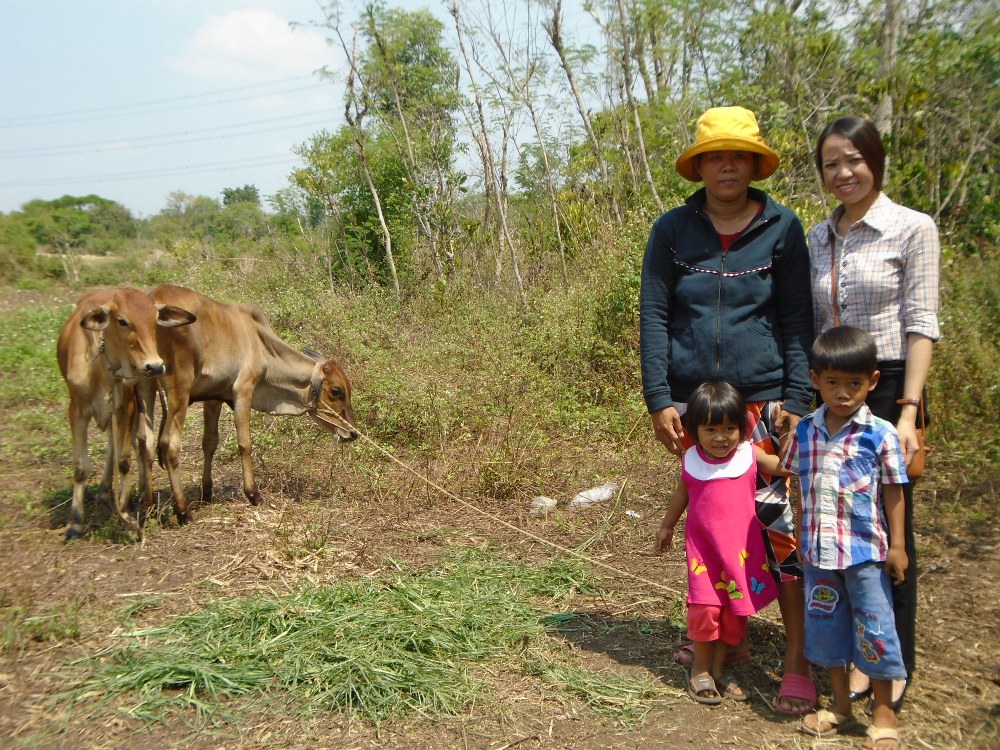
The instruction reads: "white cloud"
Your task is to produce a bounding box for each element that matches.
[171,9,334,83]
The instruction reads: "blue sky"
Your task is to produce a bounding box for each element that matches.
[0,1,349,217]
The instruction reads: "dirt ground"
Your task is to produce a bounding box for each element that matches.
[1,362,999,749]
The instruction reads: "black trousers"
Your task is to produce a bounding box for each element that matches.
[867,360,923,677]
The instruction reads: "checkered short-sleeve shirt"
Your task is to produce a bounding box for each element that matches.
[780,403,908,570]
[807,192,940,360]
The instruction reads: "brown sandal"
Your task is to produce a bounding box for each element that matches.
[685,668,723,705]
[715,674,749,701]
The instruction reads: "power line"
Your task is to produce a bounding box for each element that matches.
[0,111,337,159]
[0,154,298,190]
[0,76,332,128]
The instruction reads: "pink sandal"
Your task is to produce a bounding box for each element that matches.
[775,672,817,716]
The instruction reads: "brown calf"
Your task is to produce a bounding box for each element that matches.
[146,284,358,524]
[56,288,195,540]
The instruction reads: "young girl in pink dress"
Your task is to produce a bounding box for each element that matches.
[655,381,782,704]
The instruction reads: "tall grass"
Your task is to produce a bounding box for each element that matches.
[3,224,996,535]
[927,250,1000,473]
[0,301,72,467]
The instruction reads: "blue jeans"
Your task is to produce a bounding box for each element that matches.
[803,562,907,681]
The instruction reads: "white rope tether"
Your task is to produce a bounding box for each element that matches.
[313,403,685,600]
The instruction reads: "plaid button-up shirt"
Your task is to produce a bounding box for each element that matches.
[807,192,941,360]
[781,403,908,570]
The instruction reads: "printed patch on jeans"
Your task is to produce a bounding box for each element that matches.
[855,617,886,664]
[807,583,839,614]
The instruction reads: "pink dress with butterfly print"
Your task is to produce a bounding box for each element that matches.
[682,441,778,615]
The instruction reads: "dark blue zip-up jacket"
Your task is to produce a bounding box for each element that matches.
[639,187,814,416]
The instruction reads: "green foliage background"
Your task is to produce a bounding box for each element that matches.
[0,0,997,476]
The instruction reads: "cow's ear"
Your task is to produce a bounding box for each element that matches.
[80,306,110,331]
[302,348,325,363]
[156,304,197,327]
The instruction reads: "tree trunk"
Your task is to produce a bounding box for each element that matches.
[448,0,525,302]
[365,10,447,281]
[591,0,663,212]
[874,0,902,143]
[545,0,623,226]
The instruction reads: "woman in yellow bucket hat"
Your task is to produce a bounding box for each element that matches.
[642,106,816,714]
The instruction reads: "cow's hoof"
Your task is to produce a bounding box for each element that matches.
[247,492,263,506]
[63,527,83,543]
[175,510,190,526]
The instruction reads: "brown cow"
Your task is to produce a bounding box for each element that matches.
[56,288,195,540]
[146,284,358,524]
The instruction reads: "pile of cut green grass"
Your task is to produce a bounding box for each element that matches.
[60,547,664,727]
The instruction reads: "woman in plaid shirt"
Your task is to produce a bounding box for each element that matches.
[807,115,941,718]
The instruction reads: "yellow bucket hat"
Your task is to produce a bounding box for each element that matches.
[675,106,780,182]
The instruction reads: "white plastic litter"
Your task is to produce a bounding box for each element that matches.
[624,509,642,520]
[529,495,558,518]
[569,482,619,509]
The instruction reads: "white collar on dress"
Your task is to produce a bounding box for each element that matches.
[684,441,753,481]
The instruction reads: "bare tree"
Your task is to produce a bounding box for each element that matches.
[448,0,527,302]
[544,0,623,225]
[588,0,664,212]
[875,0,902,141]
[321,6,401,297]
[480,0,569,285]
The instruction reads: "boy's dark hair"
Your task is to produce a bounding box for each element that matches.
[815,116,886,191]
[810,325,878,374]
[682,380,748,440]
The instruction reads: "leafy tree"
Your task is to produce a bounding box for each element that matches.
[888,8,1000,247]
[0,195,134,282]
[292,125,413,287]
[215,201,268,242]
[222,184,262,207]
[302,1,463,290]
[147,192,222,241]
[358,3,463,281]
[0,214,37,282]
[16,195,136,247]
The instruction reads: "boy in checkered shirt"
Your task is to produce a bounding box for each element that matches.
[780,326,908,748]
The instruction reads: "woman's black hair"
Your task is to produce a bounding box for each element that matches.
[810,325,878,375]
[682,381,748,440]
[815,116,886,191]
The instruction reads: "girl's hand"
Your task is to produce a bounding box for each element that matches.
[756,446,791,476]
[655,524,675,553]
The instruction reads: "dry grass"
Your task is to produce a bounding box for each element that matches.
[1,273,999,748]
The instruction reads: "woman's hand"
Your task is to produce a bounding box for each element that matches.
[651,407,685,456]
[773,407,801,461]
[895,418,922,469]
